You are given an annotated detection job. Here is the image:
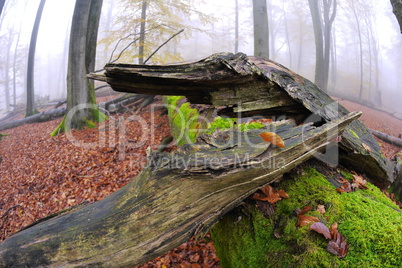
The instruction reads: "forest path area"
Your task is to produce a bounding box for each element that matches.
[336,98,402,159]
[0,97,401,267]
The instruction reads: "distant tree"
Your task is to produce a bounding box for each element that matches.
[102,0,211,64]
[26,0,46,116]
[252,0,269,58]
[234,0,239,53]
[390,0,402,33]
[0,0,5,18]
[51,0,106,136]
[308,0,336,92]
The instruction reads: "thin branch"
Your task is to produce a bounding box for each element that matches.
[144,28,185,64]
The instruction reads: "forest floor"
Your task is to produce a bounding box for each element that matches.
[0,95,401,267]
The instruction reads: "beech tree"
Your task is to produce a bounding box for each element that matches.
[308,0,337,92]
[51,0,106,135]
[26,0,46,116]
[102,0,212,64]
[253,0,269,58]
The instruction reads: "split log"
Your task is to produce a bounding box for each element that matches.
[0,112,359,267]
[370,129,402,148]
[88,52,393,188]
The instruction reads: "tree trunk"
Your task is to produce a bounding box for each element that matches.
[138,0,148,64]
[26,0,46,117]
[253,0,269,58]
[0,112,359,267]
[52,0,106,135]
[322,0,336,93]
[308,0,325,91]
[234,0,239,53]
[370,129,402,147]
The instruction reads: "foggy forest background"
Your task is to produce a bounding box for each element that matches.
[0,0,402,117]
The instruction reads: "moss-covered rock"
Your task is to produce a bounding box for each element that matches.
[212,165,402,268]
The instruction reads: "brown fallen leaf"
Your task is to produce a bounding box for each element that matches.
[259,132,285,148]
[327,232,349,258]
[260,184,276,197]
[329,222,338,239]
[296,214,320,227]
[310,222,332,239]
[299,206,313,215]
[277,189,289,199]
[362,143,372,152]
[352,173,368,189]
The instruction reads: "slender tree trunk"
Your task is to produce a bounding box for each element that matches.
[308,0,325,91]
[13,16,24,108]
[322,0,336,93]
[138,0,148,64]
[0,0,5,18]
[253,0,269,59]
[235,0,239,53]
[4,29,12,111]
[351,2,364,100]
[26,0,46,116]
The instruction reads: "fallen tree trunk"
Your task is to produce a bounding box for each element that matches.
[0,94,152,132]
[370,129,402,148]
[0,108,66,132]
[0,112,360,267]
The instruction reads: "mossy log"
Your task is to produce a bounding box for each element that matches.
[88,52,393,188]
[0,112,359,267]
[211,163,402,267]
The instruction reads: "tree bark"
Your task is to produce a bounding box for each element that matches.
[26,0,46,117]
[253,0,269,58]
[0,112,359,267]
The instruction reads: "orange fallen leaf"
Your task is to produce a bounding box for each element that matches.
[277,189,289,199]
[259,132,285,148]
[299,206,313,215]
[330,222,338,239]
[261,184,276,197]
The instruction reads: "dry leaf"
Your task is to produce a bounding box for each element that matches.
[259,132,285,148]
[299,206,313,215]
[329,222,338,238]
[316,204,326,214]
[261,184,276,197]
[352,174,368,189]
[327,232,349,258]
[277,189,289,199]
[310,222,332,239]
[296,214,320,227]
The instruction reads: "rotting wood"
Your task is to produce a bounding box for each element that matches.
[88,52,393,188]
[0,112,360,267]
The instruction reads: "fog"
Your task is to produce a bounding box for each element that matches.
[1,0,402,116]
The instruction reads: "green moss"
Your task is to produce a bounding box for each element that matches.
[207,117,236,134]
[238,121,265,131]
[0,133,9,140]
[212,166,402,268]
[349,129,359,139]
[163,96,201,146]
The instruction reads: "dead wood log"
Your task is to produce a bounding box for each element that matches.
[88,52,393,188]
[0,112,360,267]
[0,95,151,132]
[370,129,402,148]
